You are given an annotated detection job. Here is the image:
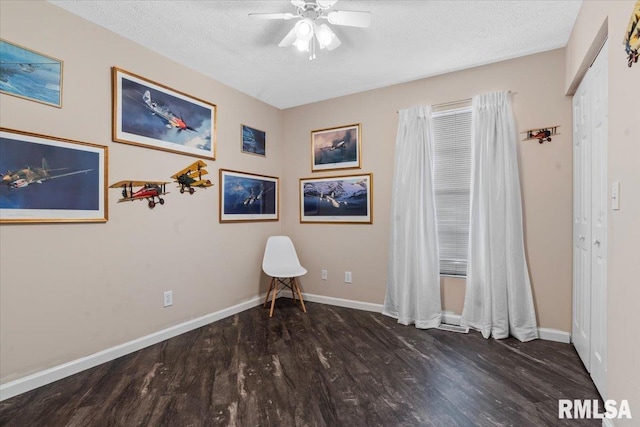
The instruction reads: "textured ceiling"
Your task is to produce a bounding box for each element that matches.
[48,0,582,109]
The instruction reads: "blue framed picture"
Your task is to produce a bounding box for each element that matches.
[219,169,278,222]
[0,128,108,223]
[300,173,372,223]
[0,39,63,108]
[112,67,216,160]
[242,124,266,157]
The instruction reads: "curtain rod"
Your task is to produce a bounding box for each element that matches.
[396,91,517,113]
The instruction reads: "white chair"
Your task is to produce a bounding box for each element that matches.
[262,236,307,317]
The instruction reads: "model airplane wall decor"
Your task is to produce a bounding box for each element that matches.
[109,180,169,209]
[171,160,213,194]
[521,126,560,144]
[623,1,640,68]
[2,158,92,188]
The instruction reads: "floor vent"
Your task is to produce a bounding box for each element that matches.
[437,323,469,334]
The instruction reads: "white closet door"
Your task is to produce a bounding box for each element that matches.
[588,40,608,398]
[572,40,608,399]
[572,70,591,370]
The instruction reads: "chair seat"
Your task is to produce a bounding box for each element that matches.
[264,266,307,278]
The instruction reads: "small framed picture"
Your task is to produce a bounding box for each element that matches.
[219,169,278,223]
[300,173,372,224]
[112,67,216,160]
[241,124,266,157]
[0,128,108,223]
[0,39,63,108]
[311,123,361,172]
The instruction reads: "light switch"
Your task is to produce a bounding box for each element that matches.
[611,181,620,210]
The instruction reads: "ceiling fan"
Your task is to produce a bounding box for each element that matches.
[249,0,372,60]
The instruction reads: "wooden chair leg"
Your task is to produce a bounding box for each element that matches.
[293,277,307,313]
[264,277,275,308]
[269,284,278,317]
[290,278,296,301]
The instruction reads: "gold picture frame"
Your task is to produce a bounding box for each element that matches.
[300,173,372,224]
[112,67,216,159]
[219,169,279,223]
[311,123,361,172]
[0,128,108,224]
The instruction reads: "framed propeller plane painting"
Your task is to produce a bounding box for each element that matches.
[300,173,372,224]
[219,169,278,223]
[311,123,361,172]
[0,128,108,224]
[0,39,63,108]
[112,67,216,160]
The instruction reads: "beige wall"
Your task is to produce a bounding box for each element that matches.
[282,48,574,332]
[0,1,282,382]
[1,0,582,388]
[565,1,640,422]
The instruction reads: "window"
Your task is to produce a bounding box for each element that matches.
[432,107,472,276]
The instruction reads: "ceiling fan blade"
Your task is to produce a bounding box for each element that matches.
[249,12,296,20]
[278,26,298,47]
[291,0,306,6]
[317,0,338,8]
[326,10,371,28]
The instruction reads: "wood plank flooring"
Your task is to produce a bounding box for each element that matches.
[0,300,601,426]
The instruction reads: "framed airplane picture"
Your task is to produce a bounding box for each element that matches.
[241,124,266,157]
[219,169,278,223]
[112,67,216,160]
[300,173,372,224]
[0,128,108,223]
[0,39,63,108]
[311,123,361,172]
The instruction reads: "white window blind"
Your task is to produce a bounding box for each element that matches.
[432,107,472,276]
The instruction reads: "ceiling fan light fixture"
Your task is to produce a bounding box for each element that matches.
[295,18,314,41]
[315,23,336,49]
[293,37,310,52]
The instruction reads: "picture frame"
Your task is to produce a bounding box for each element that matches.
[0,128,108,223]
[300,173,372,224]
[241,124,266,157]
[311,123,361,172]
[0,39,63,108]
[219,169,278,223]
[112,67,216,160]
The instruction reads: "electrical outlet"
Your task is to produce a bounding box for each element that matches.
[163,291,173,307]
[321,269,328,280]
[345,271,352,283]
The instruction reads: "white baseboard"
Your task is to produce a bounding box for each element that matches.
[291,292,384,313]
[538,327,571,344]
[290,294,571,344]
[0,295,265,402]
[0,292,572,401]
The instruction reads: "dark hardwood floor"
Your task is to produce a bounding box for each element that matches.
[1,300,601,426]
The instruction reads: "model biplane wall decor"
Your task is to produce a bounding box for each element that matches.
[623,1,640,68]
[171,160,213,195]
[110,180,169,209]
[521,126,560,144]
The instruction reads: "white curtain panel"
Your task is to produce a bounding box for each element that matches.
[461,91,538,342]
[383,105,442,329]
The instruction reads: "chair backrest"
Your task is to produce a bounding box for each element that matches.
[262,236,304,276]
